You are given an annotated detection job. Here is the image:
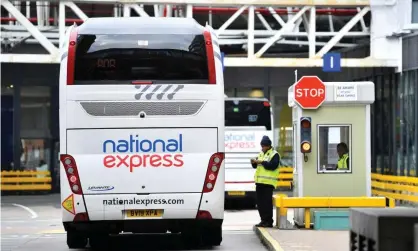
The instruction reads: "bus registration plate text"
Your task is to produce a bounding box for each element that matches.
[228,191,245,196]
[125,209,163,218]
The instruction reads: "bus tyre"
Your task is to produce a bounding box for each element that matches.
[181,229,203,248]
[66,231,87,249]
[202,225,222,246]
[89,234,110,250]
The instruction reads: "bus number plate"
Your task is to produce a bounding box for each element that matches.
[125,209,163,218]
[228,191,246,196]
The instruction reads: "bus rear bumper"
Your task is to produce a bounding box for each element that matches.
[63,219,223,235]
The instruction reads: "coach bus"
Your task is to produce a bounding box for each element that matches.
[59,17,225,249]
[224,97,274,205]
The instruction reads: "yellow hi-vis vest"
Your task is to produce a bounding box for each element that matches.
[337,153,349,169]
[254,148,281,188]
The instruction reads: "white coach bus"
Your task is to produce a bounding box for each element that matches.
[59,17,225,249]
[224,97,274,205]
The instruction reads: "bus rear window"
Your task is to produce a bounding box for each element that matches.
[225,100,272,130]
[74,34,209,84]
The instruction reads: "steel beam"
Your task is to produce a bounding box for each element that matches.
[216,5,248,36]
[16,0,371,6]
[1,0,59,55]
[1,30,371,38]
[0,0,399,67]
[0,54,60,63]
[247,6,255,58]
[255,6,309,58]
[314,6,370,58]
[224,57,398,67]
[218,38,355,47]
[308,7,316,57]
[65,2,88,21]
[1,53,398,68]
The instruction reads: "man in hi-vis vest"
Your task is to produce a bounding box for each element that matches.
[336,142,349,170]
[251,136,280,228]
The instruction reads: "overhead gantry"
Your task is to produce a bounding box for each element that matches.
[0,0,406,68]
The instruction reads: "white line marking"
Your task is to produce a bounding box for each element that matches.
[2,219,61,223]
[12,204,38,219]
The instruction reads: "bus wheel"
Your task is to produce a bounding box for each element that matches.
[89,234,110,250]
[66,231,88,249]
[181,229,202,248]
[202,225,222,246]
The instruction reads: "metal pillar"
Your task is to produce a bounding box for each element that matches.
[263,68,270,99]
[49,84,59,192]
[12,73,21,171]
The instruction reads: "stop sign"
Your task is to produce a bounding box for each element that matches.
[294,76,326,109]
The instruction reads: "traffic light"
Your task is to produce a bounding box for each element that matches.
[300,117,312,153]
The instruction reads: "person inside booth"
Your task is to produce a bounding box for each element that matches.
[336,142,349,170]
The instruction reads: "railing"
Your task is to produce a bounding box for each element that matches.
[273,195,395,229]
[1,171,52,191]
[277,167,293,189]
[371,173,418,206]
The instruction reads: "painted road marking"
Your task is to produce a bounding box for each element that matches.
[1,219,61,223]
[38,229,66,234]
[258,228,285,251]
[1,234,65,239]
[12,204,38,219]
[3,231,252,240]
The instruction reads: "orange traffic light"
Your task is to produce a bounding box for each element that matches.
[300,117,312,153]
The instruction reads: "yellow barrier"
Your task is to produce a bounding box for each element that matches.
[277,167,293,189]
[1,171,52,191]
[273,195,395,229]
[375,167,416,176]
[371,173,418,204]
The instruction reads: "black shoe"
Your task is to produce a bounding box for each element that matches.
[254,221,265,227]
[258,222,273,228]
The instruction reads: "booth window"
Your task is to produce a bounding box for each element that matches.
[317,125,352,173]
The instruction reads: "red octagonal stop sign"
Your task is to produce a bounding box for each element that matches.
[294,76,326,109]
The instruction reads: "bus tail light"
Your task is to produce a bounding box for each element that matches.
[73,212,89,222]
[202,152,224,193]
[196,210,212,219]
[60,154,83,195]
[67,26,78,85]
[203,29,216,85]
[132,80,153,85]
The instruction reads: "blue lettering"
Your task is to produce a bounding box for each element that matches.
[116,140,129,152]
[153,139,166,152]
[103,140,116,153]
[140,140,152,152]
[102,134,183,153]
[130,135,136,152]
[166,134,183,152]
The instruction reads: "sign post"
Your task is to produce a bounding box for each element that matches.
[293,76,326,109]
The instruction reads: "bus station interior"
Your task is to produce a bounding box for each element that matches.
[1,1,418,191]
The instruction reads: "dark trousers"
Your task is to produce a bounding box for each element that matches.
[256,183,274,224]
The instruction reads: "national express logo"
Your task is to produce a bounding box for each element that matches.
[225,133,256,150]
[102,135,184,172]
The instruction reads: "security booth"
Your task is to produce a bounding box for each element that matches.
[287,76,375,228]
